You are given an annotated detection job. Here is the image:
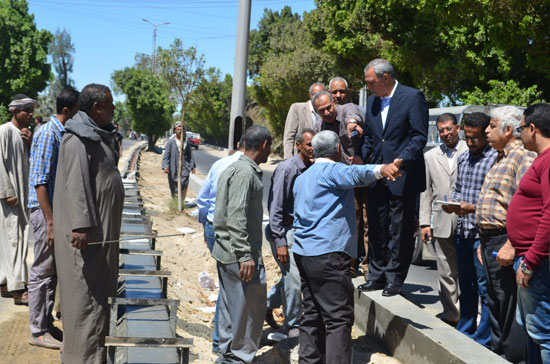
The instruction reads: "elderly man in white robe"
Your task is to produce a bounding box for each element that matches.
[0,95,34,305]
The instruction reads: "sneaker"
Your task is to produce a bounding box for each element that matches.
[29,332,62,350]
[267,331,288,342]
[13,290,28,306]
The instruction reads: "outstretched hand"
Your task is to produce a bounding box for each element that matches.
[380,158,403,181]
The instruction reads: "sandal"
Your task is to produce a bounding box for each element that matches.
[0,284,13,298]
[13,289,28,306]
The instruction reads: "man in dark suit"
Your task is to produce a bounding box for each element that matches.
[358,58,428,296]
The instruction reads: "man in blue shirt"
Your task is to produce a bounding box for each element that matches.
[265,128,315,339]
[195,134,245,354]
[293,130,402,364]
[27,88,79,349]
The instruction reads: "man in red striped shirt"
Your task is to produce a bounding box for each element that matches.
[507,103,550,364]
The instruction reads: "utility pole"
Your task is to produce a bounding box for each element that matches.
[142,18,169,73]
[227,0,251,152]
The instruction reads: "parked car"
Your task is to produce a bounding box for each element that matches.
[186,131,200,149]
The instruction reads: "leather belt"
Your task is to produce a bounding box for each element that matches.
[479,228,507,236]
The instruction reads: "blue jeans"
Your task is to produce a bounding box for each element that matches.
[265,224,301,330]
[515,259,550,364]
[203,221,219,352]
[455,236,491,347]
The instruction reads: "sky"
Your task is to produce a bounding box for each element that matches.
[27,0,316,95]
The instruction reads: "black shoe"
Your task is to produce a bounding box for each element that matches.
[357,280,385,292]
[382,283,401,297]
[265,308,281,329]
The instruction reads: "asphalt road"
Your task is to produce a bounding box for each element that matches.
[191,145,443,317]
[193,145,275,217]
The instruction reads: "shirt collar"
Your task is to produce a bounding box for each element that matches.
[381,80,399,101]
[501,138,522,157]
[240,154,263,175]
[315,157,336,164]
[291,153,308,171]
[50,115,65,133]
[441,142,458,154]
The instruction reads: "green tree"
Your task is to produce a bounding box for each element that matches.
[112,67,175,151]
[307,0,550,104]
[0,0,52,123]
[113,100,132,137]
[248,6,336,137]
[185,68,232,146]
[35,28,76,118]
[157,39,205,122]
[49,28,75,90]
[461,80,546,106]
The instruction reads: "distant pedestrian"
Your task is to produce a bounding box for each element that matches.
[27,87,79,350]
[54,84,124,364]
[211,125,271,364]
[0,94,34,305]
[443,112,497,347]
[508,103,550,363]
[292,130,402,364]
[419,113,467,326]
[265,128,315,338]
[162,122,196,200]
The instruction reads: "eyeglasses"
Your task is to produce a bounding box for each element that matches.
[438,127,456,134]
[461,136,481,143]
[330,89,347,94]
[515,124,530,133]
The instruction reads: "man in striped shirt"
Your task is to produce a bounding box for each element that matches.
[27,88,79,349]
[443,112,497,347]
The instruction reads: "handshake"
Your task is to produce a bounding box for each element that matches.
[380,159,403,181]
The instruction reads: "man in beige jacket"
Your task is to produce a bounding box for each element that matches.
[282,82,324,159]
[419,113,468,325]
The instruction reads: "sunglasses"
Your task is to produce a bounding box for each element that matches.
[515,124,530,133]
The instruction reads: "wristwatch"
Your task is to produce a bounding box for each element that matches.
[520,260,534,275]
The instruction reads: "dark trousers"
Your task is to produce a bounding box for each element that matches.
[366,181,417,285]
[480,232,527,363]
[294,252,354,364]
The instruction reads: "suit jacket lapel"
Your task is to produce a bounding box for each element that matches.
[370,97,383,136]
[436,147,452,176]
[383,84,402,135]
[302,102,313,129]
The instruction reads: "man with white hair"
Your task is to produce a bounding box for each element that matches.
[0,94,34,305]
[476,105,534,362]
[292,130,402,364]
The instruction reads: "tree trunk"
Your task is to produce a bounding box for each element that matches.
[147,135,157,151]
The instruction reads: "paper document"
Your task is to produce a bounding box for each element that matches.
[434,200,461,206]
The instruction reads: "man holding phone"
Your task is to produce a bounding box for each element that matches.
[419,113,468,326]
[442,112,497,348]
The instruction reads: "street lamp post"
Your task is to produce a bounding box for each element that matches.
[142,18,170,73]
[227,0,251,152]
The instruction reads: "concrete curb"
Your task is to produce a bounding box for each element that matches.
[186,154,510,364]
[352,278,510,364]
